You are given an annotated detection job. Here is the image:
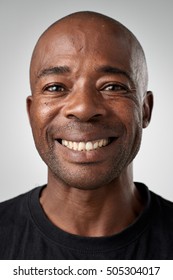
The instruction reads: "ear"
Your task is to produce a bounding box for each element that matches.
[142,91,154,128]
[26,95,33,125]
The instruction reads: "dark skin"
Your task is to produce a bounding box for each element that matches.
[27,12,153,237]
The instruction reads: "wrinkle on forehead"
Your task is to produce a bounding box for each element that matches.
[30,11,148,95]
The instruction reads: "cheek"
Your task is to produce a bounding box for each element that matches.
[110,100,143,153]
[110,99,142,129]
[29,100,54,144]
[113,101,143,164]
[30,99,57,130]
[124,104,143,154]
[126,107,143,142]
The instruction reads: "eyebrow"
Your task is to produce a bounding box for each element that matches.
[95,65,133,82]
[37,65,133,84]
[37,66,71,79]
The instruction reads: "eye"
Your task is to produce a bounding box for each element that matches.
[102,83,128,92]
[44,84,65,93]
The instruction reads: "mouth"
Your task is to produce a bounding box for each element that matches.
[57,137,115,152]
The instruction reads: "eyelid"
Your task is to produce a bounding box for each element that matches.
[100,82,129,91]
[43,83,66,92]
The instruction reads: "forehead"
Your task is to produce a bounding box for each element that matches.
[31,17,135,81]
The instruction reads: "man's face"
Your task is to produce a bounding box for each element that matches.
[27,19,151,190]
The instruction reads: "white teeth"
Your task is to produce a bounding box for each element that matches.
[78,142,85,151]
[69,141,73,149]
[73,142,78,151]
[93,142,99,149]
[61,139,109,151]
[103,139,107,146]
[98,139,103,147]
[64,140,68,146]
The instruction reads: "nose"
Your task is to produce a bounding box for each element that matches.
[63,86,107,122]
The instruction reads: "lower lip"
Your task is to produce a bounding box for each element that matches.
[55,139,118,164]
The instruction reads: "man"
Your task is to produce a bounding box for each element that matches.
[0,11,173,260]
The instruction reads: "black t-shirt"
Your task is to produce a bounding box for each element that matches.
[0,183,173,259]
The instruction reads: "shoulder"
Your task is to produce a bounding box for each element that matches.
[148,190,173,255]
[136,182,173,226]
[136,182,173,214]
[0,193,26,217]
[0,187,41,224]
[0,187,42,259]
[150,190,173,212]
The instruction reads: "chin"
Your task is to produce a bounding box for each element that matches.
[44,145,133,190]
[49,163,121,191]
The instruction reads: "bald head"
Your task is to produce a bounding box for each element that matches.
[27,11,153,191]
[30,11,148,95]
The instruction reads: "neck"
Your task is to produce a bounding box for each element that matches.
[40,164,144,237]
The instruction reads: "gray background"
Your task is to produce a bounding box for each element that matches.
[0,0,172,202]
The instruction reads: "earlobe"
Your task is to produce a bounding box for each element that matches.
[142,91,154,128]
[26,95,33,125]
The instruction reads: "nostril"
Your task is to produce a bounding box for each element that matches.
[91,114,103,119]
[66,114,80,120]
[66,113,104,122]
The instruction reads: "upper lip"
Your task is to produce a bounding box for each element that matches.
[52,123,122,142]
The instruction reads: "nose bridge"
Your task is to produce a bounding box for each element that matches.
[63,80,106,121]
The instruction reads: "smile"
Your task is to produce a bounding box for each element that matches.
[61,138,111,151]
